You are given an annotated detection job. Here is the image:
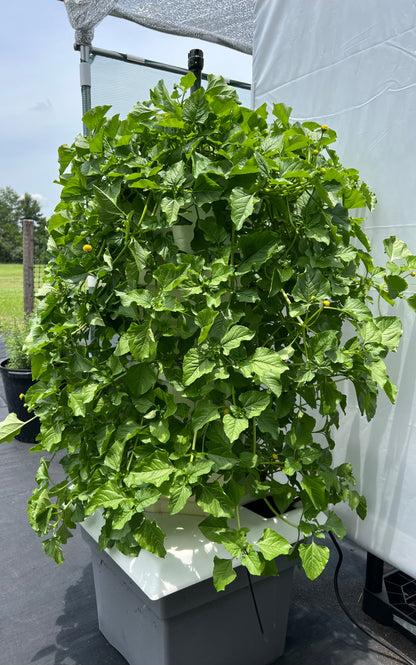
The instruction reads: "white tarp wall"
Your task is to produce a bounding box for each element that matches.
[253,0,416,578]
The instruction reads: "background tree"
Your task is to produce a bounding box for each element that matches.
[0,187,48,263]
[0,187,22,262]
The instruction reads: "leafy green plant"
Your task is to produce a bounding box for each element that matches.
[2,317,32,369]
[1,74,416,590]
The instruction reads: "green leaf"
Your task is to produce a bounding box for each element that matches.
[342,187,367,209]
[223,414,249,443]
[222,325,255,355]
[125,363,156,396]
[195,309,218,344]
[169,484,193,514]
[83,105,111,131]
[309,331,338,362]
[369,359,388,389]
[209,261,234,286]
[154,263,188,292]
[256,529,292,560]
[196,482,234,518]
[93,183,124,223]
[241,549,265,575]
[42,537,64,564]
[183,88,210,124]
[117,288,153,308]
[192,401,220,431]
[230,188,258,230]
[149,418,170,443]
[385,274,408,299]
[150,79,177,113]
[236,231,281,275]
[213,556,236,591]
[183,348,216,386]
[68,383,99,417]
[272,102,292,127]
[343,297,372,321]
[180,71,196,91]
[129,240,150,270]
[384,236,411,261]
[407,293,416,312]
[324,511,347,539]
[301,475,328,510]
[242,348,288,381]
[85,480,128,515]
[163,161,186,190]
[187,458,215,483]
[299,541,330,580]
[125,452,175,488]
[292,267,331,302]
[105,419,140,468]
[161,197,181,224]
[133,518,166,557]
[127,323,157,361]
[257,409,280,439]
[239,390,270,418]
[0,412,27,443]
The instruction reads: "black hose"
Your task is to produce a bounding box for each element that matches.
[246,568,264,634]
[329,532,416,665]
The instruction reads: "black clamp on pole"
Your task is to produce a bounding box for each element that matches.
[188,49,204,92]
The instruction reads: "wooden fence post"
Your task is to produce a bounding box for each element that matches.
[23,219,34,316]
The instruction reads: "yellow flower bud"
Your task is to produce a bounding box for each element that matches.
[323,300,330,307]
[19,393,25,400]
[83,244,92,253]
[411,271,416,277]
[321,167,326,174]
[321,124,329,131]
[313,149,319,155]
[272,453,278,460]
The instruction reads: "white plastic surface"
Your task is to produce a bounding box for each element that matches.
[253,0,416,578]
[81,504,303,600]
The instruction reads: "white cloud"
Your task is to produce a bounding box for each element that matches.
[30,98,53,112]
[28,193,47,203]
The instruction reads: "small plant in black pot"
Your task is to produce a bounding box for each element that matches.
[0,318,40,443]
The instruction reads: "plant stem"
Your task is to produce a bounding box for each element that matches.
[137,194,151,229]
[189,430,198,463]
[263,498,300,529]
[236,504,241,530]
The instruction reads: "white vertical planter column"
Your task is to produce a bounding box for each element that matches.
[253,0,416,578]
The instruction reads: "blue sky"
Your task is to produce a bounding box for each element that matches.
[0,1,251,219]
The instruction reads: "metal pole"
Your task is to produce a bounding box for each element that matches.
[188,49,204,92]
[79,44,92,136]
[23,219,34,316]
[85,45,251,92]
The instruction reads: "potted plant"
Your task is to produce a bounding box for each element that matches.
[0,318,40,443]
[1,74,416,664]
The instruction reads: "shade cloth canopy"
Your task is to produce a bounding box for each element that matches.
[61,0,254,53]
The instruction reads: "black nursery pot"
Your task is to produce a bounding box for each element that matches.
[0,359,40,443]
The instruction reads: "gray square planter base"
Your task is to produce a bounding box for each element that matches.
[82,529,296,665]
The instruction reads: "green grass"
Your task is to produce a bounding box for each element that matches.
[0,264,44,331]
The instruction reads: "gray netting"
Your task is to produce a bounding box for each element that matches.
[62,0,253,54]
[91,54,252,118]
